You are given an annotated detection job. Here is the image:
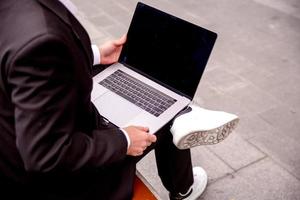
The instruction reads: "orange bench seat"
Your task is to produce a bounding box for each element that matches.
[132,175,158,200]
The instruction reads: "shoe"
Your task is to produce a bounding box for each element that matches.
[171,104,239,149]
[169,166,208,200]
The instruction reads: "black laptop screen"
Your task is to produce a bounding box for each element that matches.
[119,2,217,99]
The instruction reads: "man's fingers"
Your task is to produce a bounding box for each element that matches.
[135,126,149,132]
[125,125,157,157]
[134,126,156,143]
[135,148,144,156]
[148,134,157,143]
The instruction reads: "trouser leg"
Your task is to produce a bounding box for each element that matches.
[107,120,194,197]
[154,124,194,194]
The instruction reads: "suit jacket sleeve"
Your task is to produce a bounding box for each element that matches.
[7,33,127,172]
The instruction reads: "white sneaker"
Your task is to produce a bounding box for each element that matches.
[169,166,208,200]
[171,105,239,149]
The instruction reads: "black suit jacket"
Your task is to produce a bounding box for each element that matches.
[0,0,129,199]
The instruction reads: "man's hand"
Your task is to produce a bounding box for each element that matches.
[99,35,126,65]
[124,126,157,156]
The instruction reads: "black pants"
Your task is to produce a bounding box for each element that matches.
[137,123,194,194]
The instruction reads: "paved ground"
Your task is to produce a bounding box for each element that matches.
[70,0,300,199]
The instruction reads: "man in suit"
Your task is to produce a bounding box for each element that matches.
[0,0,208,199]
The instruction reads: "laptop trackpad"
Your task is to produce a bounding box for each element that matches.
[93,92,142,127]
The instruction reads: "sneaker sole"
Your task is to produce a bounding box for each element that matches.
[176,118,239,149]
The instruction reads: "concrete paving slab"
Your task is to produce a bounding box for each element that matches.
[259,105,300,141]
[249,128,300,180]
[235,114,273,140]
[266,80,300,113]
[137,146,236,199]
[194,81,250,118]
[191,147,235,183]
[224,84,281,116]
[88,14,116,29]
[207,134,266,171]
[199,158,300,200]
[202,68,250,95]
[253,0,300,19]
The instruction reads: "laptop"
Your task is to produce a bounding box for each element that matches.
[91,2,217,134]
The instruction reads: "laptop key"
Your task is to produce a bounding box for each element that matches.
[99,70,176,117]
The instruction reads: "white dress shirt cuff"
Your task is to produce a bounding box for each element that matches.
[59,0,78,15]
[91,44,101,65]
[119,128,131,149]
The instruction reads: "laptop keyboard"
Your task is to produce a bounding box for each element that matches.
[99,70,177,117]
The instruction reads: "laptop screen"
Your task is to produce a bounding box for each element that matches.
[119,2,217,99]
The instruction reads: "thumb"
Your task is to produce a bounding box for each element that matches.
[135,126,149,132]
[114,34,127,46]
[149,134,157,143]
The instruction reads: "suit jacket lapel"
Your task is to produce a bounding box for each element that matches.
[37,0,93,67]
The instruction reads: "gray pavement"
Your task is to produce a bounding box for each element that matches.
[70,0,300,199]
